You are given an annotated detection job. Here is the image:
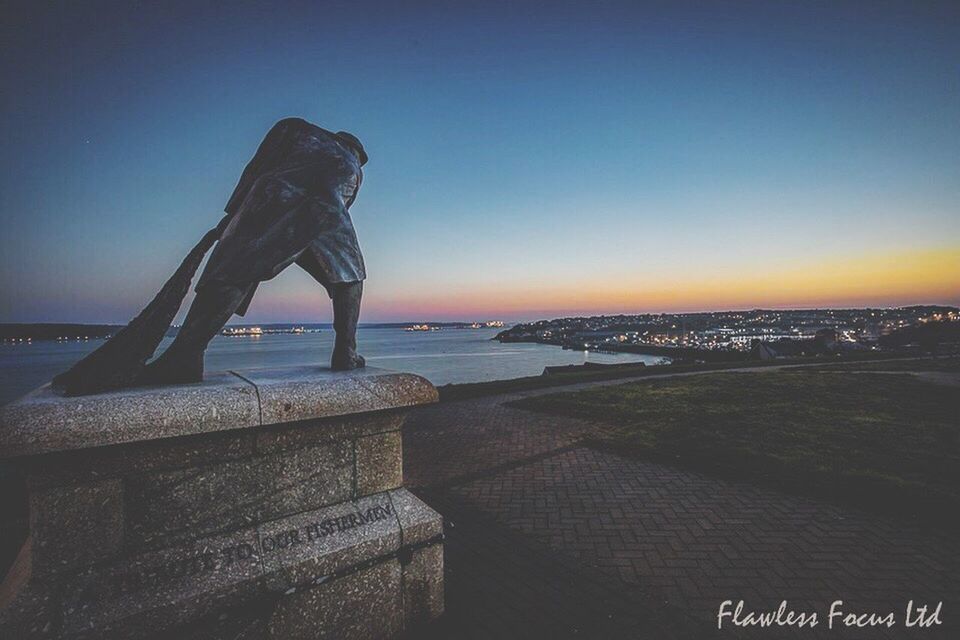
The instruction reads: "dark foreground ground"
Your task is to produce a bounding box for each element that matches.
[1,358,957,638]
[404,360,960,639]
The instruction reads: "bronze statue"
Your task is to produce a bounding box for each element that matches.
[53,118,368,395]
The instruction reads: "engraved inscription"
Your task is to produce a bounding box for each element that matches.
[118,501,395,589]
[259,501,394,551]
[118,540,258,592]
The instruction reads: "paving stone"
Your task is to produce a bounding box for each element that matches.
[448,446,960,637]
[403,393,611,488]
[411,487,700,640]
[403,388,960,639]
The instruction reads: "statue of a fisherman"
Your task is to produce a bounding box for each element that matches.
[53,118,369,395]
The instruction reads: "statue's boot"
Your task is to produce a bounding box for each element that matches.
[137,347,205,385]
[138,284,248,385]
[330,282,365,370]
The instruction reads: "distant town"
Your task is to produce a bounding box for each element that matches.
[494,306,960,362]
[405,321,504,332]
[220,326,321,337]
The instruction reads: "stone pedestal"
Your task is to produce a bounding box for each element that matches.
[0,366,443,639]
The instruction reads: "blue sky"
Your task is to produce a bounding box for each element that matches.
[1,0,958,323]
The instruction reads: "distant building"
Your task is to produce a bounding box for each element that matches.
[751,339,812,361]
[814,328,839,345]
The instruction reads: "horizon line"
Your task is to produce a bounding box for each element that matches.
[3,301,958,327]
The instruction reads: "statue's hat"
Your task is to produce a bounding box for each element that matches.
[335,131,368,166]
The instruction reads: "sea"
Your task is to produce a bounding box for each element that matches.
[0,326,662,406]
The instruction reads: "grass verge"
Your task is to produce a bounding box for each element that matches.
[437,352,943,402]
[437,358,824,402]
[801,355,960,373]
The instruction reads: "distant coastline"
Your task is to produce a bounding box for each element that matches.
[0,323,121,342]
[0,321,510,342]
[493,305,960,362]
[3,307,957,346]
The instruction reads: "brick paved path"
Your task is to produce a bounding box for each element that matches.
[403,382,959,639]
[408,487,702,640]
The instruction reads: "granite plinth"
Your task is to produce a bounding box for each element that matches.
[0,366,443,640]
[268,558,403,640]
[0,366,437,459]
[0,372,259,459]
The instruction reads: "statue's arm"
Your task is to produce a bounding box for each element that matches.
[209,190,346,285]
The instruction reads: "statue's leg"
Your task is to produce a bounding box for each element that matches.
[139,283,249,384]
[330,282,366,371]
[295,253,365,371]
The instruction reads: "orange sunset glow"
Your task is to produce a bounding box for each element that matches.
[359,246,960,320]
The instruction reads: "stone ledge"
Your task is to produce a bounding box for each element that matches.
[0,366,437,459]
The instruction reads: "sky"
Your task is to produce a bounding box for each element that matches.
[1,0,958,324]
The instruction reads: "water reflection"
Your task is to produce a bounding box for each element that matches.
[0,327,660,404]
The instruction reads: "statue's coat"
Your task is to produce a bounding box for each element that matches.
[197,118,366,315]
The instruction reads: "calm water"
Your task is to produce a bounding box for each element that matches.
[0,327,661,405]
